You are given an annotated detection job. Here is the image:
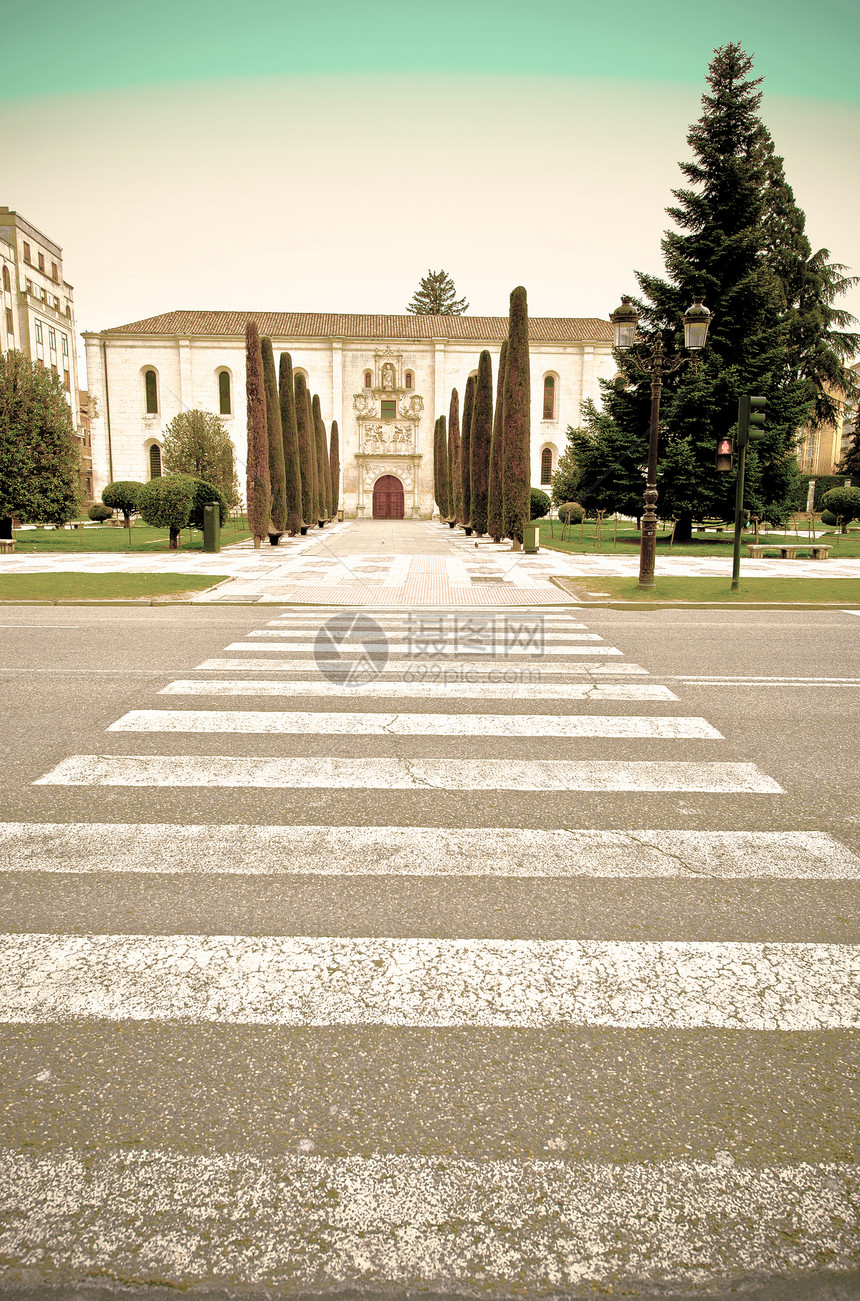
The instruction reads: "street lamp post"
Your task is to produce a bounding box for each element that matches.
[610,296,711,590]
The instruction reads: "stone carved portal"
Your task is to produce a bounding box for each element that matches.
[372,474,404,519]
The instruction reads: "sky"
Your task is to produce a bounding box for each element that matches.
[2,0,858,385]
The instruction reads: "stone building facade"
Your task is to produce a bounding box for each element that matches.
[82,311,615,517]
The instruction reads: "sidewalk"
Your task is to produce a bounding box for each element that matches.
[3,519,859,606]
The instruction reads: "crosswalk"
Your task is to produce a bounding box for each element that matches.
[3,607,859,1291]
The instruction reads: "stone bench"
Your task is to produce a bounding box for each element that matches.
[0,539,15,554]
[746,543,832,560]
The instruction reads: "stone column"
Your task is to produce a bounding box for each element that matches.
[330,337,343,507]
[178,338,192,407]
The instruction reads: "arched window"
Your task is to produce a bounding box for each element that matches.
[218,370,231,415]
[405,370,414,389]
[149,444,162,478]
[364,370,373,389]
[2,265,9,290]
[540,448,553,484]
[543,375,556,420]
[144,368,158,414]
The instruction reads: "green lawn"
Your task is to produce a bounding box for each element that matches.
[538,519,860,559]
[10,522,251,552]
[0,574,230,602]
[558,575,860,604]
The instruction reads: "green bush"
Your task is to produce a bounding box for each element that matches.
[820,510,838,526]
[136,474,197,548]
[530,488,551,520]
[187,479,229,529]
[87,504,113,522]
[558,501,584,524]
[822,487,860,533]
[102,480,142,526]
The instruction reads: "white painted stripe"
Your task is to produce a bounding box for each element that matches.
[0,934,852,1028]
[681,677,860,686]
[160,680,678,701]
[2,1150,855,1289]
[110,710,721,740]
[224,642,624,655]
[267,617,590,627]
[248,624,601,634]
[35,756,782,793]
[0,824,855,878]
[194,658,650,674]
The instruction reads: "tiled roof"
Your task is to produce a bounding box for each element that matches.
[96,310,613,344]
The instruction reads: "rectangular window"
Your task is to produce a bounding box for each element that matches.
[381,398,397,418]
[26,279,32,294]
[48,327,56,350]
[51,363,58,376]
[63,369,70,391]
[23,242,31,263]
[35,322,43,344]
[5,309,12,337]
[38,252,45,271]
[61,334,68,356]
[51,262,58,281]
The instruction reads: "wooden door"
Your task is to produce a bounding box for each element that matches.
[372,475,405,519]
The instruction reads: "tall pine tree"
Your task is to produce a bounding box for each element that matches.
[502,287,531,547]
[487,338,507,543]
[244,320,270,547]
[260,337,286,540]
[460,374,476,530]
[407,270,468,315]
[278,352,303,536]
[604,43,856,538]
[470,350,493,535]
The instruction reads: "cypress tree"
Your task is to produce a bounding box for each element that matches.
[470,350,493,535]
[460,374,476,530]
[245,319,271,547]
[329,420,340,517]
[260,337,286,539]
[313,394,332,521]
[278,352,303,536]
[448,389,461,526]
[293,371,315,530]
[487,338,507,542]
[433,416,445,519]
[436,415,449,518]
[502,286,531,547]
[307,388,320,523]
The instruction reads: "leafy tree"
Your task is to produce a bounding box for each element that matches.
[260,337,287,538]
[293,372,316,529]
[0,350,81,531]
[278,352,303,535]
[552,400,647,518]
[460,374,476,528]
[101,480,142,527]
[136,473,197,549]
[329,420,340,518]
[502,286,531,546]
[187,478,229,529]
[604,43,847,540]
[407,269,468,315]
[838,408,860,477]
[448,389,461,525]
[487,338,507,542]
[470,350,493,535]
[161,409,238,507]
[313,394,332,521]
[530,488,551,519]
[822,486,860,532]
[245,320,271,546]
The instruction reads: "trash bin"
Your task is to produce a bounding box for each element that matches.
[203,503,221,553]
[523,521,541,554]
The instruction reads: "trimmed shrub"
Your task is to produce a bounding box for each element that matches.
[137,474,197,549]
[245,320,271,546]
[460,374,476,528]
[486,338,507,542]
[822,486,860,532]
[101,480,142,526]
[293,373,316,528]
[278,352,304,536]
[530,488,551,520]
[187,479,229,529]
[261,337,287,536]
[448,389,461,523]
[558,501,584,524]
[88,503,113,522]
[329,420,340,518]
[470,351,493,535]
[820,510,838,526]
[313,394,332,521]
[501,286,531,545]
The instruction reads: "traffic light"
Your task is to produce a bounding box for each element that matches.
[715,436,733,472]
[737,394,767,447]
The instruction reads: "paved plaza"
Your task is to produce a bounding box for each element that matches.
[4,518,859,604]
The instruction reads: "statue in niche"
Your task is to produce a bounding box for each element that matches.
[381,362,396,390]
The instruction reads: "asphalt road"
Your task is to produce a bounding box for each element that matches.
[0,603,858,1298]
